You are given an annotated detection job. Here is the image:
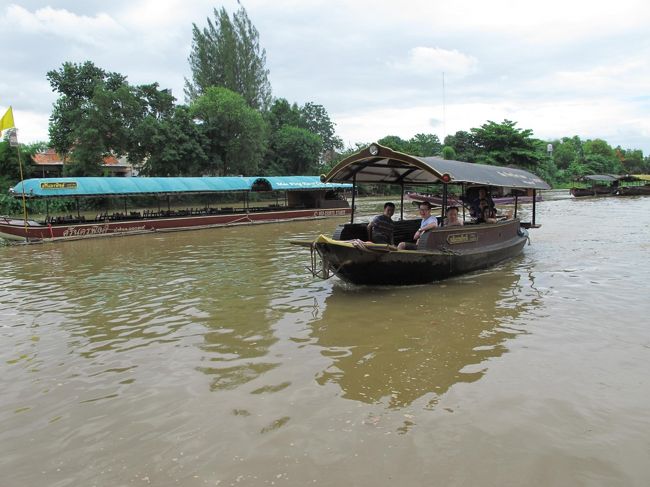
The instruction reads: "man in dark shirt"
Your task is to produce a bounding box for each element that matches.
[367,202,395,244]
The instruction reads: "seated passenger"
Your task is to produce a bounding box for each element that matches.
[397,201,438,250]
[477,203,497,224]
[367,202,395,244]
[445,206,463,227]
[470,187,495,218]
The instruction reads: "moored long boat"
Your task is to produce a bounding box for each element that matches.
[1,176,351,243]
[570,174,650,198]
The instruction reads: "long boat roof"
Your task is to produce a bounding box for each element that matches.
[322,143,551,190]
[578,174,643,182]
[10,176,351,198]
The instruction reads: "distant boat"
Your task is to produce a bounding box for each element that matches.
[570,174,650,197]
[0,176,352,243]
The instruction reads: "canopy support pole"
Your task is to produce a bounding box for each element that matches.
[46,199,50,219]
[76,198,81,219]
[442,183,448,226]
[350,174,356,224]
[400,182,404,221]
[532,189,537,226]
[514,194,519,219]
[461,184,466,222]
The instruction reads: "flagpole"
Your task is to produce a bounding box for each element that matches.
[9,129,29,241]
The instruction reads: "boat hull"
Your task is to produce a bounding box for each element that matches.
[314,220,528,285]
[0,207,351,243]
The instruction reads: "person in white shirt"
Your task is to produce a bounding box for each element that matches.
[397,201,438,250]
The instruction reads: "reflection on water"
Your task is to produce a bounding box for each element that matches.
[311,264,541,410]
[2,194,650,486]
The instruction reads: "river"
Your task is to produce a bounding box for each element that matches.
[1,192,649,486]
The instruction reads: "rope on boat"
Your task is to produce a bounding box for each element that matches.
[306,242,346,280]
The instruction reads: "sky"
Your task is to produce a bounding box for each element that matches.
[1,0,649,154]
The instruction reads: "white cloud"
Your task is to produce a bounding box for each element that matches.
[2,4,125,46]
[389,47,477,77]
[1,0,649,154]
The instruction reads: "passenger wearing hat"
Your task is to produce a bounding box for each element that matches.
[397,201,438,250]
[445,206,463,226]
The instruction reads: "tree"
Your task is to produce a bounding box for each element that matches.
[266,98,301,133]
[267,125,322,175]
[190,87,267,176]
[377,135,409,153]
[406,133,442,157]
[185,5,271,110]
[443,131,475,162]
[442,146,456,160]
[299,102,343,153]
[47,61,176,175]
[617,148,648,174]
[470,120,545,169]
[138,106,208,176]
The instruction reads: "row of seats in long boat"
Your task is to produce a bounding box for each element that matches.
[89,205,296,222]
[45,215,86,225]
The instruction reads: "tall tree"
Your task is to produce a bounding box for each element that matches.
[185,5,271,110]
[47,61,175,175]
[267,125,322,175]
[470,120,545,169]
[138,106,208,176]
[299,102,343,153]
[190,86,267,176]
[406,133,442,157]
[443,130,475,162]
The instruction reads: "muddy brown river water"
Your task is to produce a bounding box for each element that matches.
[1,192,649,486]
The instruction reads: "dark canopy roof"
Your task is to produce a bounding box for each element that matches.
[322,143,551,190]
[578,174,641,182]
[10,176,351,199]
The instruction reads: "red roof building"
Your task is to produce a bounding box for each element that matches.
[31,149,133,177]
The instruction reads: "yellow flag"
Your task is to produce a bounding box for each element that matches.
[0,106,15,132]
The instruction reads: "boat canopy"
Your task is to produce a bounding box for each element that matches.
[322,143,551,190]
[578,174,619,182]
[576,174,644,183]
[250,176,351,191]
[10,176,351,199]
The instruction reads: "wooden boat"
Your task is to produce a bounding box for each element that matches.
[570,174,650,197]
[0,176,351,243]
[292,143,550,286]
[407,190,542,206]
[570,175,618,197]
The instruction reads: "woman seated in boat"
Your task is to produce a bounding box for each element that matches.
[397,201,438,250]
[470,187,495,218]
[444,206,463,227]
[367,202,395,244]
[476,201,497,224]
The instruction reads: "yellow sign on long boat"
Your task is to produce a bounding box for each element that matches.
[40,182,78,190]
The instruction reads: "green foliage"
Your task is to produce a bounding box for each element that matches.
[442,146,456,160]
[47,61,176,176]
[377,135,409,153]
[406,133,442,156]
[470,120,545,169]
[443,131,475,162]
[190,87,267,176]
[266,125,322,175]
[139,106,208,176]
[185,5,271,110]
[266,99,301,132]
[617,148,649,174]
[299,102,343,152]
